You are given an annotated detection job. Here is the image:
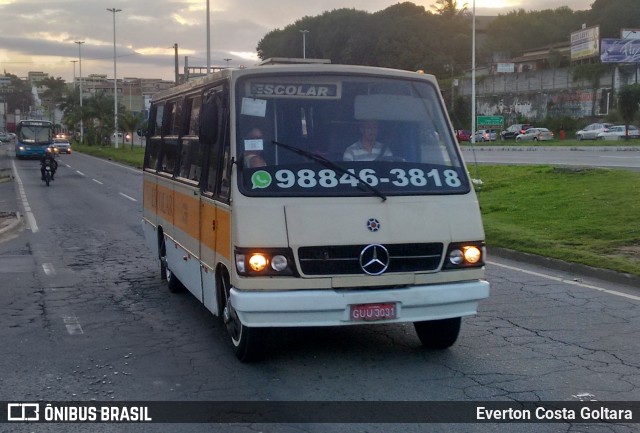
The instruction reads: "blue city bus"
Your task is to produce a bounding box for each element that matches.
[15,119,54,159]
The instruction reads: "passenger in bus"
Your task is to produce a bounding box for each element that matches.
[343,120,392,161]
[243,127,267,168]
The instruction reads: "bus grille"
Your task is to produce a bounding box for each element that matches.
[297,243,443,276]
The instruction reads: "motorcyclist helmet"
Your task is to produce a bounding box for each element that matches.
[45,147,52,153]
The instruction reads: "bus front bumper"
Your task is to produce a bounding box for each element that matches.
[230,280,490,327]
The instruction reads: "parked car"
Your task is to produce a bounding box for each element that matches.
[576,123,614,140]
[596,125,640,140]
[500,124,532,140]
[515,127,554,142]
[474,129,497,142]
[51,138,72,154]
[0,132,11,143]
[455,129,471,142]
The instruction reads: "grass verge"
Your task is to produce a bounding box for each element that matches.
[475,165,640,277]
[73,142,145,169]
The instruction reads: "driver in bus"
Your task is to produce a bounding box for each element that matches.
[343,120,392,161]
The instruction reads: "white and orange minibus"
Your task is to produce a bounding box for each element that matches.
[142,62,489,361]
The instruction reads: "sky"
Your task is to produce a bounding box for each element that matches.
[0,0,594,83]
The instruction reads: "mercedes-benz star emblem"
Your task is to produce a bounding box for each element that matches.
[359,244,390,276]
[367,218,381,232]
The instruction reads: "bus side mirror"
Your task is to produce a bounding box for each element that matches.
[199,102,219,143]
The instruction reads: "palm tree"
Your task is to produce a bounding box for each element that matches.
[119,110,145,149]
[431,0,468,18]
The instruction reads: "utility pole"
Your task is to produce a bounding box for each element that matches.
[174,43,179,84]
[107,7,122,148]
[74,41,85,144]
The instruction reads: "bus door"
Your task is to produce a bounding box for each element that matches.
[198,85,231,314]
[142,104,165,232]
[172,94,206,302]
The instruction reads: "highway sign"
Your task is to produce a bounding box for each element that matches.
[477,116,504,128]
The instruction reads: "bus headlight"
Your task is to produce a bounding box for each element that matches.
[235,248,297,276]
[444,242,485,269]
[248,254,268,272]
[271,255,288,272]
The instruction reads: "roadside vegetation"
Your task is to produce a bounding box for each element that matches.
[475,165,640,277]
[73,142,144,169]
[73,142,640,278]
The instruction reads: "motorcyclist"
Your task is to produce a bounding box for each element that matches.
[40,147,58,181]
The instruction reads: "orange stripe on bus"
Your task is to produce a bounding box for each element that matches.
[144,177,231,261]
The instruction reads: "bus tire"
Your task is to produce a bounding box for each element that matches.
[413,317,461,349]
[221,272,269,362]
[159,237,184,293]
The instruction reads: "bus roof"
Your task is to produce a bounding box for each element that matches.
[151,64,437,102]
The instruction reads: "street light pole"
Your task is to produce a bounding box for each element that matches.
[75,41,85,144]
[299,30,309,59]
[471,0,476,144]
[206,0,211,74]
[107,7,122,148]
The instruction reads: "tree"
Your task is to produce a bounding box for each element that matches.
[119,110,144,149]
[431,0,467,18]
[2,73,32,116]
[40,77,68,128]
[618,84,640,137]
[589,0,640,38]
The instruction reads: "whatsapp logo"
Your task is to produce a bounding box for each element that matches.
[251,170,272,189]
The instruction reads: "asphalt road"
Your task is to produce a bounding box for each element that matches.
[0,150,638,433]
[461,145,640,170]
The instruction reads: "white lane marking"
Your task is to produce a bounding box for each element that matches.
[11,160,39,233]
[119,192,137,202]
[42,263,56,276]
[62,315,84,335]
[64,163,71,168]
[488,261,640,301]
[92,179,103,185]
[76,170,85,176]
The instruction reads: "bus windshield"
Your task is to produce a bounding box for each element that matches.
[236,74,468,198]
[18,121,53,145]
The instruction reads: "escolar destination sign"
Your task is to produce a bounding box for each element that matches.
[249,82,341,99]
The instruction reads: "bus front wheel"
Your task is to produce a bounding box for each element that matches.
[414,317,461,349]
[221,273,269,362]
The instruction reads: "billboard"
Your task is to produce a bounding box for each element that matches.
[571,26,600,61]
[621,29,640,40]
[601,38,640,63]
[496,63,515,73]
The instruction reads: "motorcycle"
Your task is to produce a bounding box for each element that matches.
[43,164,53,187]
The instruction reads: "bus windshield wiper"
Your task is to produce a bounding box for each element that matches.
[271,140,387,202]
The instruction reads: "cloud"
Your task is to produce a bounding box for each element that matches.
[0,0,594,82]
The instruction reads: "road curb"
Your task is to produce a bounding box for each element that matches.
[0,212,23,238]
[489,246,640,288]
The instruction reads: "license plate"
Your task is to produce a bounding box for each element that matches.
[350,303,397,321]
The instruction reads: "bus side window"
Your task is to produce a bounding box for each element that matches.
[159,99,182,176]
[201,86,227,197]
[144,103,164,171]
[178,95,204,182]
